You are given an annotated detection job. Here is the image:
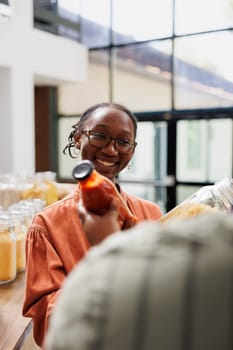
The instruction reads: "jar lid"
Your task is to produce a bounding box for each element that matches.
[72,160,94,181]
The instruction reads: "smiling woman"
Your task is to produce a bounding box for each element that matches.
[22,102,162,347]
[62,102,138,181]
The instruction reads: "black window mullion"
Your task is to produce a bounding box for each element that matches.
[167,117,177,211]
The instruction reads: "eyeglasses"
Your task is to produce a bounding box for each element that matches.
[82,130,137,154]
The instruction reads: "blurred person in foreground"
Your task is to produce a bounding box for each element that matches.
[22,102,162,347]
[44,206,233,350]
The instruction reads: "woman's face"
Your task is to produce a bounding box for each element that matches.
[75,107,136,181]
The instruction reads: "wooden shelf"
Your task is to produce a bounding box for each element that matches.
[0,272,40,349]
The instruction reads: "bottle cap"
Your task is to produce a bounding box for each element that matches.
[72,160,94,181]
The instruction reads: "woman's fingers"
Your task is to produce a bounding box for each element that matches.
[77,197,122,246]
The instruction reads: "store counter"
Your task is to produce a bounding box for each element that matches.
[0,272,40,350]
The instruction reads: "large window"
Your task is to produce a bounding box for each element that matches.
[112,0,173,44]
[176,118,233,204]
[177,119,233,183]
[174,31,233,109]
[34,0,81,40]
[112,41,172,111]
[119,121,168,213]
[79,0,111,47]
[175,0,233,34]
[54,0,233,212]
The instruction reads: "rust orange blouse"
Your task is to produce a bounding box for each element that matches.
[22,185,162,347]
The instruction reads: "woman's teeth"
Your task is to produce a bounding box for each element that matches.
[97,159,115,167]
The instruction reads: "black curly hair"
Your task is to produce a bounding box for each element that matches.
[63,102,138,159]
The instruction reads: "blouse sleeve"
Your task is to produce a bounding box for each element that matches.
[22,225,65,347]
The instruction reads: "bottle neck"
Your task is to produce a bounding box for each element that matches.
[80,169,106,188]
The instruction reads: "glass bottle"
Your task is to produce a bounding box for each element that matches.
[0,214,17,284]
[73,160,138,228]
[8,208,28,272]
[159,177,233,223]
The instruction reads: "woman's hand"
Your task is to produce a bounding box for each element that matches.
[78,198,122,246]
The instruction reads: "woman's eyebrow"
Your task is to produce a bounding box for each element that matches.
[92,125,133,136]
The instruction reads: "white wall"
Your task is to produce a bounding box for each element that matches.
[0,0,87,174]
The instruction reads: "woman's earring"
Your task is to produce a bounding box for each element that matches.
[127,160,133,170]
[74,142,81,157]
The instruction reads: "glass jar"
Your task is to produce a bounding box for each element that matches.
[159,177,233,223]
[0,214,17,284]
[21,171,58,206]
[8,208,27,272]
